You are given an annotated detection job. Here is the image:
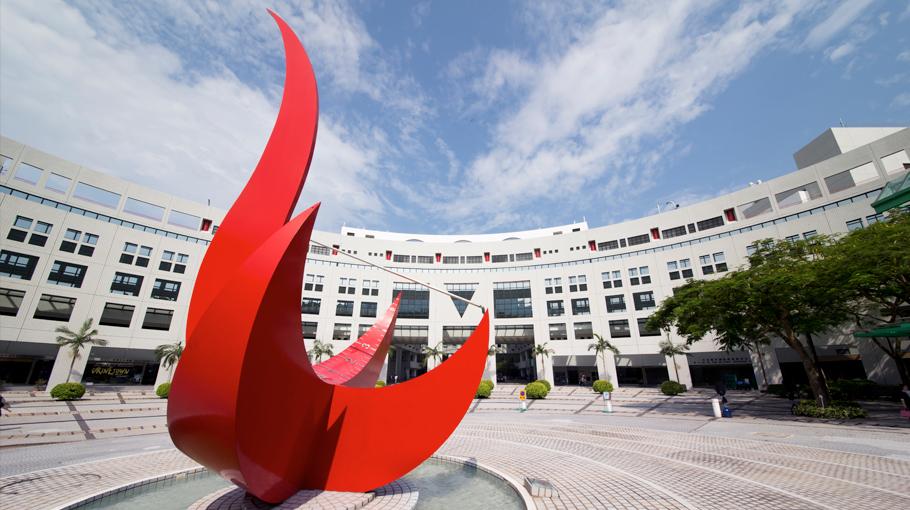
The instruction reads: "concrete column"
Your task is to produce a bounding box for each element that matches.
[153,359,173,389]
[484,348,497,382]
[46,345,91,392]
[596,352,619,388]
[539,355,554,384]
[750,347,782,388]
[666,354,693,388]
[378,357,389,383]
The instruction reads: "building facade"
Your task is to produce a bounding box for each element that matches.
[1,127,908,391]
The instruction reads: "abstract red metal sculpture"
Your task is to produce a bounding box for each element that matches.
[167,10,488,504]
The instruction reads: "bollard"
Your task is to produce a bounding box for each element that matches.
[711,398,722,418]
[602,392,613,413]
[520,400,527,412]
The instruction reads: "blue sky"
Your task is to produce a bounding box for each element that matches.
[1,1,907,234]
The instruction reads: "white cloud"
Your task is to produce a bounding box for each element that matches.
[892,92,910,108]
[0,0,386,229]
[828,41,855,61]
[898,50,910,62]
[804,0,876,49]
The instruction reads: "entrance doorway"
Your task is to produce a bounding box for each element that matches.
[83,346,159,385]
[552,355,599,386]
[0,341,61,385]
[493,324,535,383]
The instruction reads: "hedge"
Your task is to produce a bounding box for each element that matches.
[534,379,551,392]
[592,380,614,394]
[156,382,172,398]
[660,380,687,396]
[792,400,866,419]
[375,380,386,388]
[50,382,86,401]
[525,381,549,399]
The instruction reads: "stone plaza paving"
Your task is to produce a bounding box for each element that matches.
[1,385,909,509]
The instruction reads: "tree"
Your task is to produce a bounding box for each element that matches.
[531,342,555,381]
[587,334,620,381]
[658,339,688,383]
[155,341,184,382]
[422,342,445,366]
[310,339,334,363]
[55,318,108,383]
[824,211,910,386]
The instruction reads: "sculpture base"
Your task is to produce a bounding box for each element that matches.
[187,479,418,510]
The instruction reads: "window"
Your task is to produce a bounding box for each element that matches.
[609,319,631,338]
[785,235,800,243]
[302,321,317,339]
[493,281,532,318]
[696,216,724,231]
[168,210,201,230]
[151,279,180,301]
[746,244,758,256]
[667,259,692,280]
[361,279,379,296]
[598,240,619,251]
[699,255,714,274]
[738,197,773,219]
[120,242,152,267]
[305,274,325,292]
[571,298,590,315]
[111,272,144,296]
[544,277,563,294]
[573,321,594,340]
[568,275,588,292]
[0,154,11,175]
[490,254,509,263]
[142,308,173,330]
[547,300,565,317]
[628,266,651,286]
[33,294,76,321]
[802,230,817,240]
[0,250,39,280]
[662,225,687,239]
[605,294,626,313]
[699,252,727,274]
[637,317,661,336]
[7,215,52,246]
[360,301,377,317]
[824,163,878,194]
[338,277,357,294]
[393,282,431,319]
[713,252,727,272]
[601,271,622,289]
[775,181,822,209]
[0,288,26,316]
[45,173,72,194]
[357,324,371,338]
[627,233,650,246]
[549,323,568,340]
[336,300,354,316]
[13,162,43,184]
[73,182,121,209]
[332,323,352,341]
[881,150,910,174]
[99,303,135,327]
[846,218,864,231]
[47,261,88,288]
[124,198,165,221]
[301,297,321,315]
[633,291,655,311]
[866,213,885,225]
[310,244,332,256]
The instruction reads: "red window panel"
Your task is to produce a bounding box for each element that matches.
[588,240,596,251]
[484,252,490,262]
[435,253,441,263]
[650,228,660,240]
[201,218,213,231]
[385,250,392,261]
[332,244,339,255]
[724,208,736,222]
[534,248,541,258]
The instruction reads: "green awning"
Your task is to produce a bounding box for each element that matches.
[871,172,910,214]
[854,322,910,338]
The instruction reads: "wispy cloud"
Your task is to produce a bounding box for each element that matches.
[804,0,876,49]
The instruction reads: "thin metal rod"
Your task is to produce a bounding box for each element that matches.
[309,240,486,313]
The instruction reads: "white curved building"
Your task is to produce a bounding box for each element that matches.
[1,127,908,391]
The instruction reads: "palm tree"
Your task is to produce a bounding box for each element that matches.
[422,342,445,366]
[155,341,184,382]
[55,318,108,383]
[310,339,334,363]
[531,342,555,381]
[658,339,689,383]
[587,333,620,381]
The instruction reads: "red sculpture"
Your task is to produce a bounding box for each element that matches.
[167,10,488,504]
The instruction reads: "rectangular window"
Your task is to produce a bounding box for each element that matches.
[302,321,318,339]
[151,279,180,301]
[881,150,910,174]
[336,300,354,316]
[571,298,590,315]
[168,210,201,230]
[310,244,332,256]
[393,282,431,319]
[305,274,325,292]
[301,297,321,315]
[802,230,817,240]
[662,225,687,239]
[546,300,565,317]
[597,240,619,251]
[99,303,135,327]
[73,182,121,209]
[633,291,655,311]
[568,275,588,292]
[605,294,626,313]
[824,162,878,194]
[713,252,727,272]
[514,252,533,262]
[738,197,773,219]
[111,272,144,296]
[627,233,650,246]
[601,271,622,289]
[696,216,724,231]
[573,321,594,340]
[124,197,166,221]
[775,181,822,209]
[846,218,863,231]
[866,213,885,225]
[357,324,371,338]
[637,317,661,336]
[13,162,43,184]
[609,319,631,338]
[45,173,72,194]
[0,250,39,280]
[33,294,76,321]
[629,266,650,286]
[493,281,532,318]
[360,301,377,317]
[544,277,563,294]
[0,288,26,316]
[333,323,352,341]
[699,254,714,274]
[142,308,173,330]
[47,261,88,288]
[549,323,568,340]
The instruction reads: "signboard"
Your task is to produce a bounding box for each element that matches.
[519,390,526,401]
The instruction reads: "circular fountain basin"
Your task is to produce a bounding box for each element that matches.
[71,457,526,510]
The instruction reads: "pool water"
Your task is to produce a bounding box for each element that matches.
[75,458,524,509]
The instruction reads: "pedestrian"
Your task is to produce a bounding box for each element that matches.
[714,379,728,405]
[0,394,8,416]
[900,385,910,420]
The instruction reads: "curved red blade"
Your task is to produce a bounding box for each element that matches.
[167,10,487,504]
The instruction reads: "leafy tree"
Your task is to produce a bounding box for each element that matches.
[658,339,689,383]
[422,342,445,366]
[155,341,184,382]
[55,318,108,383]
[531,342,555,381]
[310,339,334,363]
[587,333,620,381]
[824,211,910,386]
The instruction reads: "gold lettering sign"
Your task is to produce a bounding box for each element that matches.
[90,366,131,377]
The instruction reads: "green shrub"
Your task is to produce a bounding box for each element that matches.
[534,379,551,392]
[792,400,866,419]
[480,379,495,391]
[476,382,492,398]
[156,382,172,398]
[375,380,386,388]
[50,382,86,401]
[828,379,898,401]
[660,380,686,396]
[592,380,614,394]
[525,381,549,399]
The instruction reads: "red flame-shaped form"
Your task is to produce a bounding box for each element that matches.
[167,10,489,504]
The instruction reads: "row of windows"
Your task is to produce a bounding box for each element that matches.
[0,288,174,330]
[301,298,380,318]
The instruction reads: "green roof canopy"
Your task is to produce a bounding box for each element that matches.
[854,322,910,338]
[871,172,910,214]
